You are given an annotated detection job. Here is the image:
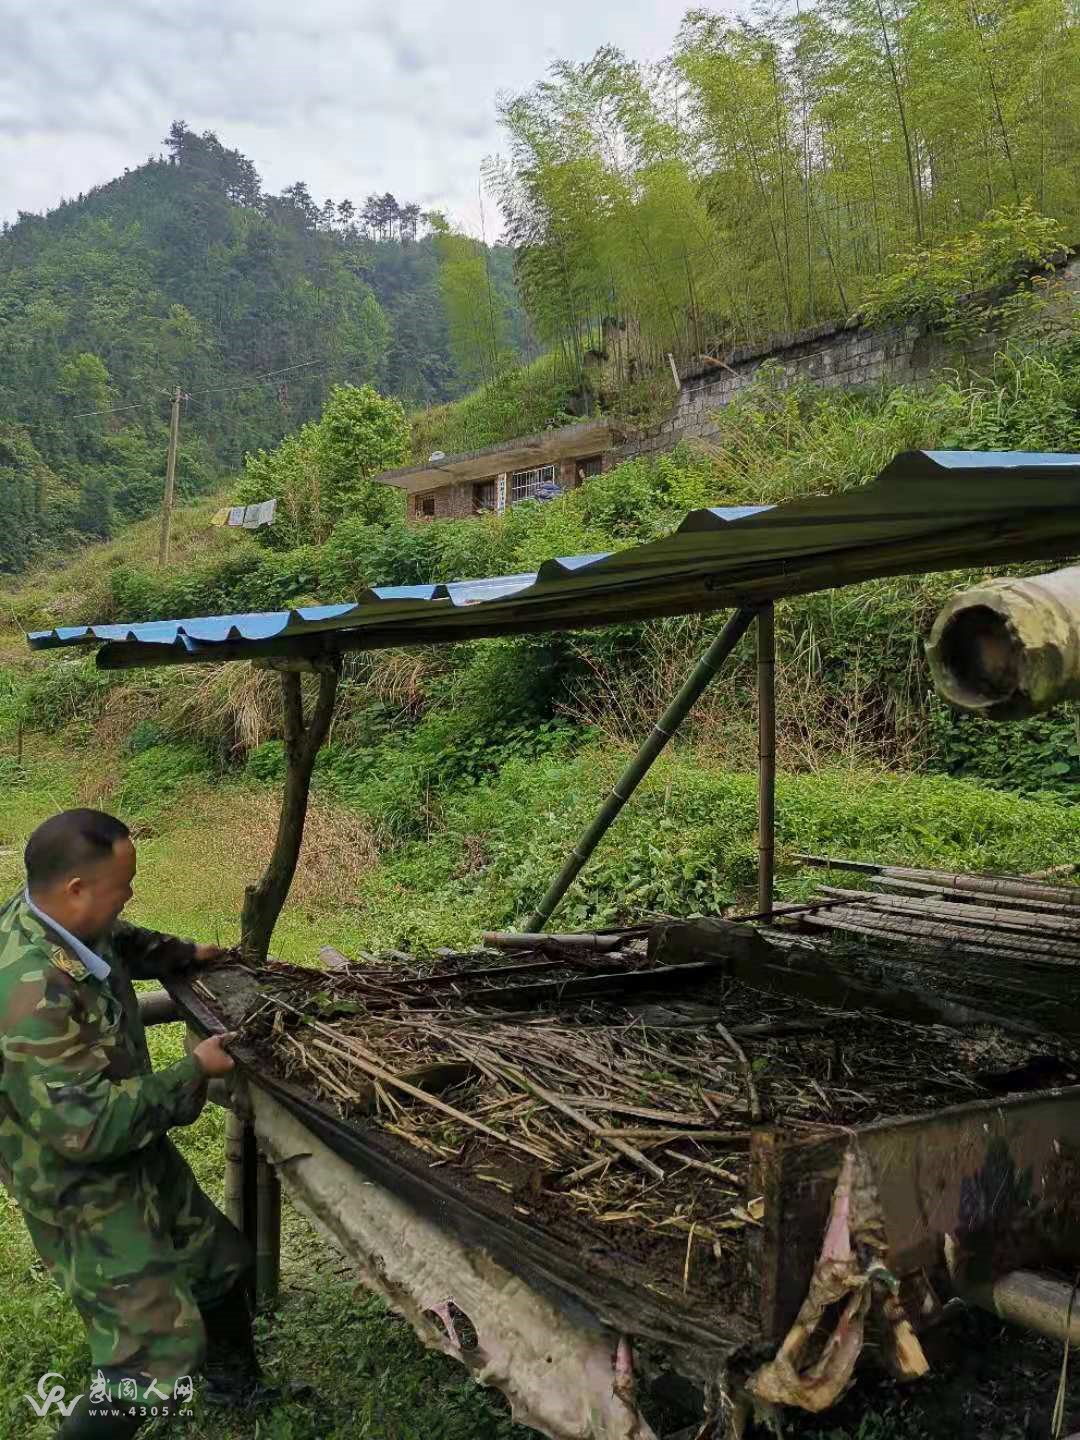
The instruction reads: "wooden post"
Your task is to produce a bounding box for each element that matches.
[526,606,759,933]
[757,603,776,918]
[158,385,182,567]
[255,1152,281,1311]
[240,660,340,962]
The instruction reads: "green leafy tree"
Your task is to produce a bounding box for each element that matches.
[237,385,407,548]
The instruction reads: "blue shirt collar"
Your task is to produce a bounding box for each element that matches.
[23,890,111,980]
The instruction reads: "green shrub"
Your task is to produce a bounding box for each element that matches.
[857,202,1065,330]
[246,740,287,784]
[402,749,1080,935]
[116,741,213,820]
[928,698,1080,796]
[236,385,409,549]
[21,656,113,733]
[410,353,580,459]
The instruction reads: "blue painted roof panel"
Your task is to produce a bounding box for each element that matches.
[26,451,1080,668]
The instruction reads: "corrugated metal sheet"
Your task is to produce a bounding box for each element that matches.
[27,450,1080,670]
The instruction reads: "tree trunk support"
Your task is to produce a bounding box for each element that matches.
[526,607,759,932]
[241,660,340,962]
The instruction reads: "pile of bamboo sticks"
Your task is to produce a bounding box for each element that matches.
[787,857,1080,1035]
[213,946,1068,1300]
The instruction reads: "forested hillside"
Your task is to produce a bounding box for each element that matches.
[0,122,530,567]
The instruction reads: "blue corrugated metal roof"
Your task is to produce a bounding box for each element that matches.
[26,451,1080,669]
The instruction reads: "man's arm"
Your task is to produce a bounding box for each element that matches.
[110,918,200,980]
[1,962,207,1163]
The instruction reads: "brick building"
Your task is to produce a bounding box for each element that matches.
[376,419,616,522]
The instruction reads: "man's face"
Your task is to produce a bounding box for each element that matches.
[67,837,136,938]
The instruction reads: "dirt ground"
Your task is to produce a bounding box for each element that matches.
[783,1304,1080,1439]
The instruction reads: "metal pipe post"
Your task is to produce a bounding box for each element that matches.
[527,606,759,933]
[757,604,776,918]
[255,1152,281,1311]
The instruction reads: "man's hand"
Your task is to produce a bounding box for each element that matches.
[192,1032,237,1078]
[193,944,228,965]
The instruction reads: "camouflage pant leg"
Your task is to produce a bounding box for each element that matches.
[23,1139,250,1401]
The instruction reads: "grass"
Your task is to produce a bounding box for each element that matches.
[408,353,580,463]
[0,486,250,650]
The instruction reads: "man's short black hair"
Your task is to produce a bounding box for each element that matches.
[25,810,130,893]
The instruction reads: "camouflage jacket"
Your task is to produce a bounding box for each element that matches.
[0,894,207,1224]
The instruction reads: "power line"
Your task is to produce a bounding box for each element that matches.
[1,397,167,433]
[188,351,358,400]
[0,344,370,438]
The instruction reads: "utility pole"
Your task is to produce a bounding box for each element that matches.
[158,385,182,567]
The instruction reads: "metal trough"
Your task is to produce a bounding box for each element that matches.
[165,918,1080,1440]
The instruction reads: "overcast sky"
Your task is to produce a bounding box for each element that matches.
[1,0,733,234]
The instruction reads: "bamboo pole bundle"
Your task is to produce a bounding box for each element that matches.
[815,886,1080,942]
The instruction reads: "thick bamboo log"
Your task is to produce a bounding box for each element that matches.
[955,1268,1080,1347]
[927,563,1080,718]
[526,606,758,932]
[137,989,179,1026]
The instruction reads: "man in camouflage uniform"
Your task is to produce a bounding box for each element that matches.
[0,809,261,1437]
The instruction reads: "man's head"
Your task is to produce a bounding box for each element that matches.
[25,809,135,940]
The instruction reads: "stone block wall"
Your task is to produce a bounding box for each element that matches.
[604,254,1079,470]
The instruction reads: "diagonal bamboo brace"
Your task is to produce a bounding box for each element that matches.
[527,606,760,932]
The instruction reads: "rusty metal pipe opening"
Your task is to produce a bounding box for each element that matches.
[927,565,1080,720]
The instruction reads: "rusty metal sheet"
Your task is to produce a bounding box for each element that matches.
[756,1086,1080,1341]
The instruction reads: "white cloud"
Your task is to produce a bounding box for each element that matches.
[0,0,717,233]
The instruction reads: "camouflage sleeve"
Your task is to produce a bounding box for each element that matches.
[110,919,197,981]
[1,962,206,1163]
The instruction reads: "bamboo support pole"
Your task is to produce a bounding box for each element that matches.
[224,1109,260,1313]
[757,603,776,918]
[223,1110,247,1231]
[255,1151,281,1311]
[526,606,759,932]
